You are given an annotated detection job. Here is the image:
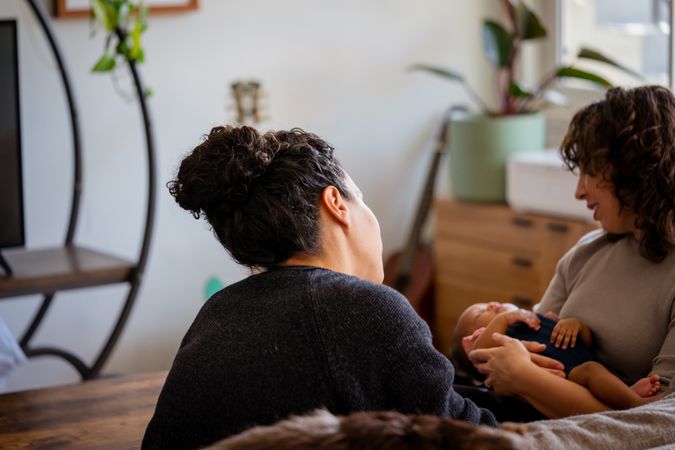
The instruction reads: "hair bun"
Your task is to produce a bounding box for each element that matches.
[168,125,274,219]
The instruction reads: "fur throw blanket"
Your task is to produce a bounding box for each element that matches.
[207,393,675,450]
[205,409,530,450]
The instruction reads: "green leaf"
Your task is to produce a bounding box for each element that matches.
[144,87,153,98]
[130,16,143,60]
[556,66,613,88]
[482,19,512,68]
[91,52,116,72]
[116,39,130,57]
[514,0,547,40]
[138,3,149,31]
[577,47,646,81]
[134,47,145,63]
[508,81,533,98]
[408,64,465,82]
[90,0,117,31]
[117,2,130,27]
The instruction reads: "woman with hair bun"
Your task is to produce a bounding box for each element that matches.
[469,85,675,419]
[142,126,503,450]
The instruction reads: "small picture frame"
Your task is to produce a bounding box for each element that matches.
[56,0,198,18]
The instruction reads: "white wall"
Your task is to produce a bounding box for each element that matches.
[0,0,504,391]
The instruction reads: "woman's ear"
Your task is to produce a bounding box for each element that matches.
[321,186,350,227]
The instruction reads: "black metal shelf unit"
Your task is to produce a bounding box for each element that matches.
[0,0,156,380]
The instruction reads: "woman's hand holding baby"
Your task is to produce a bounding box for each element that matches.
[469,333,565,396]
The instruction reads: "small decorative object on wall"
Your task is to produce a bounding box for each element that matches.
[56,0,198,18]
[410,0,643,202]
[204,276,224,302]
[230,79,266,125]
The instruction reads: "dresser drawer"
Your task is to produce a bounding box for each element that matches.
[435,199,544,253]
[435,275,539,320]
[434,239,541,294]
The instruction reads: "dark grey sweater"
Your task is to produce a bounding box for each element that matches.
[142,266,496,449]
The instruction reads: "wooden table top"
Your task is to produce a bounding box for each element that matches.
[0,371,166,449]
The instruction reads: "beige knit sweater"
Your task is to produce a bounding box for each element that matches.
[535,229,675,393]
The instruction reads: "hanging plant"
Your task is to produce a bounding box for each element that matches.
[90,0,148,75]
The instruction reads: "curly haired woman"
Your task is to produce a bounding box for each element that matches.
[469,85,675,419]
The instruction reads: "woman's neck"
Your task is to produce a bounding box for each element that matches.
[282,248,363,280]
[282,253,336,272]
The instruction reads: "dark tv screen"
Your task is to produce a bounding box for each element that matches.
[0,20,24,249]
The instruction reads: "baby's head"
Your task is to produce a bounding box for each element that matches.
[451,302,517,380]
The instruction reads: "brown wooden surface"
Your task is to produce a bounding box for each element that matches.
[433,199,597,355]
[435,199,545,253]
[0,371,166,450]
[0,246,134,299]
[435,239,541,293]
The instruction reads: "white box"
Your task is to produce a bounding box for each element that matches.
[506,150,594,222]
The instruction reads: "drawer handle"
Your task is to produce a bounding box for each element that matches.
[512,217,533,228]
[511,296,534,308]
[547,222,569,233]
[512,256,533,267]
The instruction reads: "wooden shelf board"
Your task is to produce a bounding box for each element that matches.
[0,246,134,299]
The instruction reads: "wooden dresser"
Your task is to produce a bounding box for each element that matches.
[432,198,596,355]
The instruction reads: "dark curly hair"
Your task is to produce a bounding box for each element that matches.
[560,85,675,263]
[168,126,352,269]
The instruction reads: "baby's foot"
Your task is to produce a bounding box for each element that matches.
[631,375,660,397]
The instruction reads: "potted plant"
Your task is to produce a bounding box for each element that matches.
[412,0,642,202]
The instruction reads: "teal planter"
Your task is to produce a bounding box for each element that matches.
[449,113,545,202]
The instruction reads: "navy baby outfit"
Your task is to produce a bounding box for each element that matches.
[507,313,595,375]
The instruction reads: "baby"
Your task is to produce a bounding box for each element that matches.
[452,302,661,411]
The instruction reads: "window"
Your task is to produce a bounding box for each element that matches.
[559,0,671,87]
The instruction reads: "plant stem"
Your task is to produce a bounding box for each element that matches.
[497,69,506,112]
[519,68,558,111]
[501,0,516,27]
[501,0,519,114]
[506,34,521,114]
[464,80,493,114]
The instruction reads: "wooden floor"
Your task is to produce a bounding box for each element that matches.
[0,371,166,450]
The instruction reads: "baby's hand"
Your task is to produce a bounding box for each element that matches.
[551,318,583,349]
[502,310,540,331]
